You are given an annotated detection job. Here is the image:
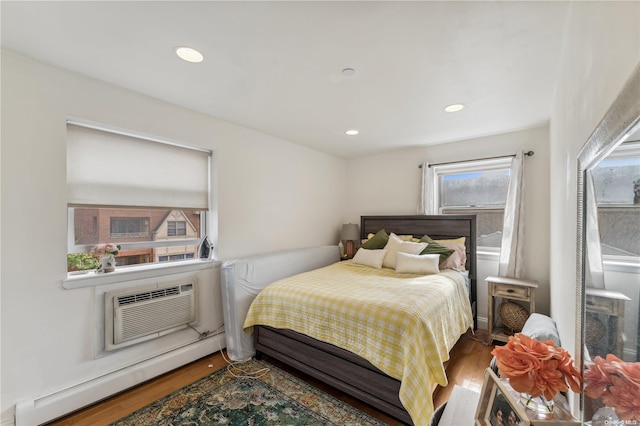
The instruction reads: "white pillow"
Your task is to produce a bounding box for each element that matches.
[352,248,387,269]
[382,233,428,269]
[395,253,440,275]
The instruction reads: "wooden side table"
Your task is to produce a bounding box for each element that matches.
[585,287,630,357]
[486,276,538,344]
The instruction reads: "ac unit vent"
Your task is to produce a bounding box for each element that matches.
[105,281,197,351]
[117,285,182,306]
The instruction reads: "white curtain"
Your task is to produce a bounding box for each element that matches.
[417,161,437,214]
[498,151,525,278]
[584,171,605,288]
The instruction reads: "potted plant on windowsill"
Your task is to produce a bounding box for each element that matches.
[67,253,100,273]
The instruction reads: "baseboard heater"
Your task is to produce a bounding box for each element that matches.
[105,279,198,351]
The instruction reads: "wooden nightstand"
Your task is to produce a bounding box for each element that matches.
[585,288,630,357]
[486,276,538,344]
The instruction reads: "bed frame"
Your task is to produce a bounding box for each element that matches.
[254,215,477,425]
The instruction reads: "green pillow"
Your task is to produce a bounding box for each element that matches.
[361,229,389,250]
[419,235,455,263]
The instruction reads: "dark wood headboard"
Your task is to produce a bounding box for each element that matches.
[360,215,477,329]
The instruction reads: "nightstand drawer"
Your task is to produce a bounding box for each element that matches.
[493,283,530,299]
[486,276,538,344]
[585,296,616,315]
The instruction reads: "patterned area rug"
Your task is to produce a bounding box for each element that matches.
[110,359,387,426]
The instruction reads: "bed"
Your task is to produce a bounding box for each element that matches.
[221,215,477,425]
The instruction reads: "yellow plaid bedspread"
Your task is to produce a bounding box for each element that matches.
[243,261,473,425]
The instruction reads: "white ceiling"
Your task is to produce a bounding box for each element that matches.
[1,1,570,159]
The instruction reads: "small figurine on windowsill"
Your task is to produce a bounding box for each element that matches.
[91,243,121,273]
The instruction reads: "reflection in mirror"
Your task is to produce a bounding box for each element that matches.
[577,65,640,424]
[584,139,639,358]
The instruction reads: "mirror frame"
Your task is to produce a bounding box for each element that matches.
[576,63,640,421]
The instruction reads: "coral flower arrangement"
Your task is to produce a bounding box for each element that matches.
[492,333,582,403]
[584,354,640,421]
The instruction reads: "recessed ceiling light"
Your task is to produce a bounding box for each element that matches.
[175,46,204,63]
[444,104,465,113]
[341,68,356,77]
[345,129,359,136]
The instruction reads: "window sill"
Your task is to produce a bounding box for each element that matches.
[477,248,500,261]
[62,259,221,289]
[603,257,640,274]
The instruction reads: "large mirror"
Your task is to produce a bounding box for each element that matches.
[577,64,640,423]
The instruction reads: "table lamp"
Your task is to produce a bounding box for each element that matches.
[341,223,360,259]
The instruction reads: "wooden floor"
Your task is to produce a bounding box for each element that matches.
[45,330,495,426]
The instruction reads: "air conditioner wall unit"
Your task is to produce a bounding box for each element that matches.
[104,279,198,351]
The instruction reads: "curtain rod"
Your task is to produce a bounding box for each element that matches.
[418,151,534,168]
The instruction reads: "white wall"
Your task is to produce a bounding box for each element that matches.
[345,126,551,327]
[548,1,640,366]
[0,51,346,424]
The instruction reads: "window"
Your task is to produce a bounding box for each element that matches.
[159,253,194,263]
[167,221,187,237]
[432,158,512,249]
[111,217,150,237]
[66,122,211,273]
[591,141,640,258]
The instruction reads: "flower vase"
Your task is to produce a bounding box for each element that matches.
[98,254,116,273]
[590,406,619,426]
[520,393,554,415]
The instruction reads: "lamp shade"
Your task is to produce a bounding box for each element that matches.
[341,223,360,241]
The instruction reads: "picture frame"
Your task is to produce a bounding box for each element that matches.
[475,368,582,426]
[475,368,530,426]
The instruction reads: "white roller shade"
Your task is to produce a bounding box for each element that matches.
[67,123,210,210]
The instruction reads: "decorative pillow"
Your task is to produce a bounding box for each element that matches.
[418,235,455,263]
[364,233,418,243]
[361,229,389,250]
[435,237,466,246]
[395,253,440,275]
[351,248,387,269]
[397,234,420,242]
[436,238,467,271]
[382,233,428,269]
